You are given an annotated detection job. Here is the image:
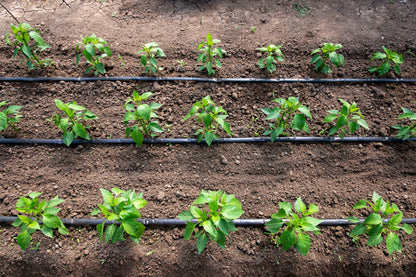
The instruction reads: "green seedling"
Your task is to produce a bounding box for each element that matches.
[123,90,163,147]
[392,102,416,140]
[12,192,68,251]
[347,192,413,255]
[183,95,232,146]
[0,101,23,132]
[76,34,112,75]
[177,190,244,254]
[310,43,345,74]
[91,188,147,245]
[265,198,322,256]
[295,1,312,16]
[50,99,98,146]
[177,60,187,66]
[322,99,369,139]
[5,22,53,70]
[137,42,165,74]
[261,97,311,141]
[251,26,257,33]
[197,33,225,75]
[369,46,403,76]
[257,44,284,73]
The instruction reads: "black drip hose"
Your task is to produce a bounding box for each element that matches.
[0,77,416,83]
[0,137,415,145]
[0,216,415,226]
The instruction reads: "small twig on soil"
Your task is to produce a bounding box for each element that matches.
[59,0,71,8]
[0,3,20,24]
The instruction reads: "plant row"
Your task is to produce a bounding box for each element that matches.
[11,189,413,257]
[4,23,406,76]
[2,92,416,146]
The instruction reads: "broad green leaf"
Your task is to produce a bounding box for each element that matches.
[401,223,413,234]
[120,205,141,220]
[41,225,53,238]
[100,188,114,204]
[149,122,164,133]
[221,205,244,220]
[280,229,296,250]
[43,214,62,228]
[122,218,145,238]
[131,128,144,147]
[46,196,64,208]
[218,219,230,235]
[322,114,338,123]
[197,233,208,254]
[294,198,306,214]
[184,222,196,240]
[389,212,402,226]
[386,232,401,254]
[63,132,74,146]
[202,220,216,237]
[73,123,88,139]
[346,216,360,224]
[367,233,383,246]
[364,214,383,225]
[104,224,116,243]
[265,218,284,233]
[204,131,215,146]
[21,44,32,59]
[295,232,311,256]
[17,230,31,250]
[190,206,204,218]
[0,112,7,131]
[379,62,390,76]
[350,224,366,237]
[353,200,367,209]
[97,222,104,243]
[292,114,306,131]
[137,104,151,121]
[96,63,105,75]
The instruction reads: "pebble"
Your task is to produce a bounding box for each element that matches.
[220,155,228,165]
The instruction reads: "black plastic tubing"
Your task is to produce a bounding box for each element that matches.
[0,137,415,145]
[1,77,416,83]
[0,216,416,226]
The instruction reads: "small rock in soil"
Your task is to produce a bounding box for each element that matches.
[220,155,228,165]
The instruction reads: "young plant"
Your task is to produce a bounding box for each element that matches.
[177,190,244,254]
[5,22,53,70]
[76,34,112,75]
[310,43,345,74]
[265,198,322,256]
[123,90,164,146]
[0,101,23,132]
[347,192,413,255]
[392,103,416,140]
[12,192,68,251]
[322,99,369,139]
[257,44,284,73]
[50,99,98,146]
[137,42,165,74]
[183,95,232,146]
[369,46,403,76]
[261,97,311,141]
[197,33,225,75]
[91,188,147,245]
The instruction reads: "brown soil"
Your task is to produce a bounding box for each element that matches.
[0,0,416,276]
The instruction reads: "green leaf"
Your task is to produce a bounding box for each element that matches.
[42,214,62,229]
[379,62,390,76]
[265,218,284,233]
[295,232,311,256]
[122,218,145,238]
[41,225,53,238]
[218,219,230,235]
[73,123,88,139]
[346,216,360,224]
[177,210,195,221]
[0,112,7,131]
[202,220,216,237]
[280,229,296,250]
[100,188,114,204]
[386,232,401,254]
[197,233,208,254]
[46,196,65,208]
[104,224,116,243]
[96,63,105,75]
[401,223,413,234]
[184,222,196,240]
[221,205,244,220]
[367,233,383,247]
[97,222,104,243]
[21,44,32,59]
[204,131,215,146]
[292,114,306,131]
[137,104,151,121]
[389,212,403,226]
[364,214,383,225]
[17,230,31,250]
[63,132,74,146]
[350,224,366,237]
[294,198,306,214]
[190,206,204,218]
[131,129,144,147]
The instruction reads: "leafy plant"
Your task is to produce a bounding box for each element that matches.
[369,46,403,76]
[251,26,257,33]
[257,44,284,73]
[50,99,98,146]
[76,34,112,75]
[12,192,68,251]
[310,43,345,74]
[322,99,369,139]
[5,22,53,70]
[261,97,311,141]
[197,33,225,75]
[0,101,23,132]
[137,42,165,74]
[183,95,232,146]
[91,188,147,245]
[177,190,244,254]
[123,90,164,146]
[347,192,413,255]
[392,103,416,140]
[295,1,312,16]
[265,198,322,256]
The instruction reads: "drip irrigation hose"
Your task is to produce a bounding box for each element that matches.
[1,77,416,83]
[0,216,416,226]
[0,137,415,145]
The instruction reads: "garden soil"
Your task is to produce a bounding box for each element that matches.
[0,0,416,276]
